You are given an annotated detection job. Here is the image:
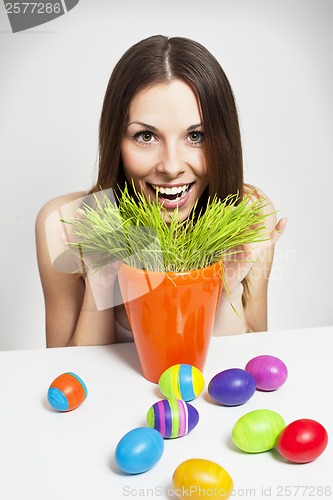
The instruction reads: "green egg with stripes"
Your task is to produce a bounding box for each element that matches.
[147,398,199,438]
[158,364,205,402]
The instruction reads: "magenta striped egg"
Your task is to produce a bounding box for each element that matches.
[146,399,199,438]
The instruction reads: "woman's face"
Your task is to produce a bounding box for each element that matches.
[121,79,208,221]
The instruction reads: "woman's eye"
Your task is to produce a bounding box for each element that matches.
[141,132,153,142]
[188,131,204,144]
[133,131,155,144]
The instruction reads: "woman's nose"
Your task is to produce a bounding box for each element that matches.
[155,142,186,178]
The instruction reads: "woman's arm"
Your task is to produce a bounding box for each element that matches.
[35,193,116,347]
[213,188,286,335]
[66,276,116,347]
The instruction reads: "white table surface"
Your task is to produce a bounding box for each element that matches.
[1,326,332,500]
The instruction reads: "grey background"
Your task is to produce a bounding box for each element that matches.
[1,0,332,350]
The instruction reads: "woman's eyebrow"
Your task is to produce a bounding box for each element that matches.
[127,121,159,132]
[187,123,203,132]
[127,121,203,132]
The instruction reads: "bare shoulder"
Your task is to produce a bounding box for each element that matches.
[244,184,277,232]
[36,191,86,226]
[35,191,87,277]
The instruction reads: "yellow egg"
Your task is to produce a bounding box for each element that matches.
[172,458,233,499]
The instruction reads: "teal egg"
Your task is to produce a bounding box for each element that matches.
[232,409,285,453]
[115,427,164,474]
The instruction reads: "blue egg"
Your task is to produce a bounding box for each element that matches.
[115,427,164,474]
[208,368,256,406]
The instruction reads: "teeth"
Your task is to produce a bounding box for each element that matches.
[151,184,191,195]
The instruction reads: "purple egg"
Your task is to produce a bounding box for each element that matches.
[208,368,256,406]
[245,355,288,391]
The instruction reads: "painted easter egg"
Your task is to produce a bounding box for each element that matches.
[208,368,256,406]
[277,419,328,463]
[245,355,288,391]
[115,427,164,474]
[146,398,199,438]
[47,372,88,411]
[232,409,285,453]
[172,458,233,500]
[158,364,204,401]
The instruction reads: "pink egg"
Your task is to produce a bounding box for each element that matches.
[245,355,288,391]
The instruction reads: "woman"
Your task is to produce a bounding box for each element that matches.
[35,35,287,347]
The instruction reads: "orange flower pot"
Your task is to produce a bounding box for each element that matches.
[118,261,223,383]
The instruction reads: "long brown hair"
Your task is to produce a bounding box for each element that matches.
[94,35,244,203]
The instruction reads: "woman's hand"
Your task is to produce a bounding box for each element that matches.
[222,217,288,295]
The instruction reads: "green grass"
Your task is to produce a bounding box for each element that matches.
[63,183,273,273]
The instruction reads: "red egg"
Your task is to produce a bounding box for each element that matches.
[277,419,328,463]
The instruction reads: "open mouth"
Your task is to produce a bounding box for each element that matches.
[147,182,194,204]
